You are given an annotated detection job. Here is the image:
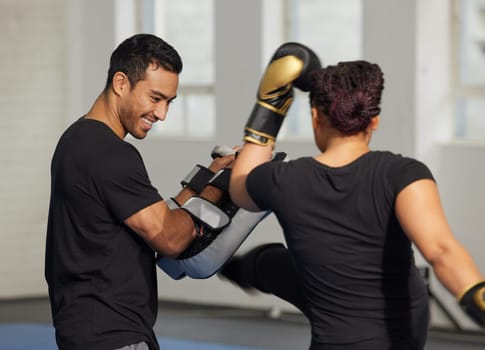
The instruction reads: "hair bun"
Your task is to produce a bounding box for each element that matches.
[309,61,384,134]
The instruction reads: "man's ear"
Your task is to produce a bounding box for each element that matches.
[112,72,129,96]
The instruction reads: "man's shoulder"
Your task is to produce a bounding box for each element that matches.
[55,118,142,171]
[62,118,135,152]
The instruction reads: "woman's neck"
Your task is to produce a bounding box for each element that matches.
[314,135,371,167]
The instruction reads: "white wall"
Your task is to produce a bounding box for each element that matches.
[415,0,485,330]
[2,0,485,330]
[362,0,417,156]
[66,0,117,122]
[0,0,66,298]
[432,143,485,329]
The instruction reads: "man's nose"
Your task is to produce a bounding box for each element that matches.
[154,103,168,121]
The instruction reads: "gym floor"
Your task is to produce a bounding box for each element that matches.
[1,297,485,350]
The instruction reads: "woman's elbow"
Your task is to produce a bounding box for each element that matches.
[229,188,244,209]
[229,175,247,207]
[422,240,458,270]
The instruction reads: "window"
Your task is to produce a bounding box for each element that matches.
[124,0,362,140]
[453,0,485,140]
[276,0,363,140]
[139,0,215,138]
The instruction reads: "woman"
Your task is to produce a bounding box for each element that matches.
[224,60,485,349]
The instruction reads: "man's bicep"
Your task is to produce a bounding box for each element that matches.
[97,145,163,221]
[125,200,196,257]
[124,200,168,242]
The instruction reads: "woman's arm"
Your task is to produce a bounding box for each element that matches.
[395,178,484,297]
[229,142,273,211]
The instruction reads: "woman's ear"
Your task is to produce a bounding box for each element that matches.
[368,116,380,131]
[311,107,319,130]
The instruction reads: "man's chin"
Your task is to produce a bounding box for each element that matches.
[129,131,148,140]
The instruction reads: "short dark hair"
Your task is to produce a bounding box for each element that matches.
[104,33,183,91]
[309,60,384,133]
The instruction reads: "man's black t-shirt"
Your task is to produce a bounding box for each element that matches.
[247,151,433,348]
[45,118,162,350]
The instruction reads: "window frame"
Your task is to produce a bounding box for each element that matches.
[451,0,485,139]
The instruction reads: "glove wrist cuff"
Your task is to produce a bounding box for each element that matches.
[458,281,485,302]
[244,103,285,145]
[244,130,275,146]
[181,196,230,232]
[458,280,485,328]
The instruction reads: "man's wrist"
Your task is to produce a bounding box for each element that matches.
[200,185,225,204]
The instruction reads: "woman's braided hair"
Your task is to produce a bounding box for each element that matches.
[309,60,384,133]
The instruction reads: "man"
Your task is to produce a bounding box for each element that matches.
[45,34,233,350]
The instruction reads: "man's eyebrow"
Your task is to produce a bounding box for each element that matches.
[150,89,177,101]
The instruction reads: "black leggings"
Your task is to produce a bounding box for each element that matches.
[226,243,429,350]
[250,243,310,317]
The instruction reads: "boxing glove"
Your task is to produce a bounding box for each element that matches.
[244,42,321,146]
[459,280,485,328]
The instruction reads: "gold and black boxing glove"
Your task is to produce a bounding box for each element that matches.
[458,281,485,328]
[244,42,322,146]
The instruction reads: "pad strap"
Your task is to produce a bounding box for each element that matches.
[207,168,231,192]
[181,196,230,232]
[165,198,180,210]
[181,165,215,194]
[273,151,288,162]
[207,168,239,218]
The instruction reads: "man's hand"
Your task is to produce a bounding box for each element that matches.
[208,152,236,173]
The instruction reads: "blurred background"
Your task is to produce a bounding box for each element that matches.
[1,0,485,338]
